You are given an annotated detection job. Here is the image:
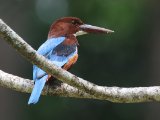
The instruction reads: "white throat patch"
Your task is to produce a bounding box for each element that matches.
[74,30,87,37]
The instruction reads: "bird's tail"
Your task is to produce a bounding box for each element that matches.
[28,75,47,105]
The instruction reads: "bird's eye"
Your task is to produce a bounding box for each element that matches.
[71,20,77,25]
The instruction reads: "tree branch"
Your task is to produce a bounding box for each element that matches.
[0,18,160,103]
[0,69,94,99]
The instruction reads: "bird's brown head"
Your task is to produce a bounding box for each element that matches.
[48,17,114,39]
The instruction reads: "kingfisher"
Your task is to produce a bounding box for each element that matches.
[28,17,114,104]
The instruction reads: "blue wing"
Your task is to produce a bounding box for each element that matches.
[29,37,65,104]
[37,37,66,55]
[33,37,65,80]
[28,37,77,104]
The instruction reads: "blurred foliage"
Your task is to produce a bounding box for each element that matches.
[0,0,160,120]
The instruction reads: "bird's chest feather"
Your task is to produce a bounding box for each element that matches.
[52,44,77,56]
[52,36,78,57]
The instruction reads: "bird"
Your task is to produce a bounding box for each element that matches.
[28,17,114,104]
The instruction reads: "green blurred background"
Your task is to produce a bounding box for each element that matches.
[0,0,160,120]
